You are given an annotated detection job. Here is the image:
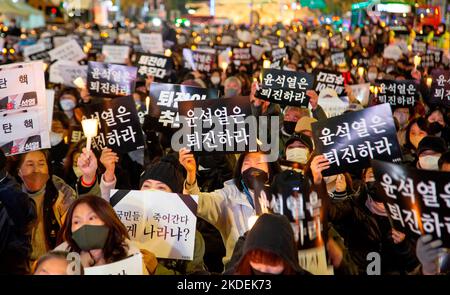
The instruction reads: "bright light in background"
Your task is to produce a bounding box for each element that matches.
[152,18,162,27]
[188,9,196,15]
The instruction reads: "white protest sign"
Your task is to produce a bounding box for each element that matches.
[0,38,4,52]
[0,61,50,155]
[251,44,264,60]
[48,39,86,62]
[84,253,143,275]
[23,42,46,59]
[349,83,370,106]
[318,88,349,118]
[53,36,74,48]
[59,64,88,88]
[46,89,55,130]
[298,246,334,275]
[102,45,130,64]
[383,45,403,61]
[49,60,79,84]
[111,190,198,260]
[139,33,164,54]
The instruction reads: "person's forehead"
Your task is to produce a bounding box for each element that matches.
[24,151,46,162]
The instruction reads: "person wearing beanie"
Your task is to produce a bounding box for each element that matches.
[282,132,314,170]
[416,136,447,170]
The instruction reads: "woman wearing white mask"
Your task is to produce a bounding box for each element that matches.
[281,132,314,172]
[56,89,81,125]
[416,136,447,171]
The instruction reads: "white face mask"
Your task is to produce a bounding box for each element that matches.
[49,131,63,146]
[60,99,76,111]
[286,147,309,164]
[324,175,338,184]
[368,73,377,81]
[419,155,440,170]
[394,111,409,127]
[211,76,221,85]
[73,166,83,178]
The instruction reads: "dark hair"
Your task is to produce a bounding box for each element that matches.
[33,251,85,275]
[404,117,428,150]
[52,111,71,130]
[63,140,86,178]
[233,151,281,192]
[426,107,449,126]
[235,249,296,275]
[59,195,130,264]
[56,88,81,111]
[439,151,450,170]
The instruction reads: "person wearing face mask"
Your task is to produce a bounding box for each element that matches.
[54,195,157,274]
[281,132,314,171]
[404,118,429,164]
[279,107,309,157]
[226,214,310,275]
[208,69,223,94]
[393,107,411,147]
[179,148,281,269]
[57,89,81,125]
[426,108,449,146]
[223,76,242,98]
[416,136,447,171]
[367,66,379,83]
[308,156,420,274]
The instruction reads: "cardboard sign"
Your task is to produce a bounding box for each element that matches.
[135,53,172,80]
[139,33,164,54]
[430,69,450,108]
[102,45,130,64]
[313,69,345,97]
[372,160,450,248]
[84,253,143,275]
[375,79,418,108]
[177,96,255,154]
[311,104,402,176]
[77,96,144,154]
[148,82,219,129]
[87,61,137,98]
[48,39,86,62]
[110,190,198,260]
[259,68,313,108]
[0,61,50,155]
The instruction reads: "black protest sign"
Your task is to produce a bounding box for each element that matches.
[259,68,313,108]
[313,69,345,96]
[232,47,252,64]
[77,96,144,154]
[135,53,172,80]
[422,49,443,68]
[87,61,137,98]
[375,79,418,108]
[148,82,219,129]
[331,51,346,67]
[430,70,450,108]
[306,40,318,50]
[372,160,450,247]
[177,96,254,154]
[311,104,402,176]
[183,49,216,73]
[28,50,50,62]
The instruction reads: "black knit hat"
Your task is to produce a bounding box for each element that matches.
[417,136,447,157]
[285,132,314,152]
[139,155,184,193]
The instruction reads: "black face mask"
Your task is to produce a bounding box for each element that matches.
[241,167,268,190]
[283,121,297,135]
[366,181,383,202]
[428,122,444,135]
[251,267,279,275]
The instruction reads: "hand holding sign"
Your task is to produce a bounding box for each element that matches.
[307,90,319,110]
[310,155,331,185]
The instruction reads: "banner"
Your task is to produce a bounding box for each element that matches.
[178,96,254,154]
[311,104,402,176]
[48,39,86,62]
[183,49,216,73]
[102,45,130,64]
[259,68,313,108]
[84,253,143,275]
[313,69,345,96]
[139,33,164,54]
[372,160,450,247]
[77,96,144,154]
[0,61,50,155]
[87,61,137,98]
[430,70,450,108]
[148,82,219,129]
[375,79,418,108]
[135,53,172,80]
[110,190,198,260]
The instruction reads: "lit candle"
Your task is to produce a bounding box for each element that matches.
[358,67,365,77]
[278,40,284,48]
[247,215,259,229]
[164,49,172,57]
[221,61,228,72]
[414,55,421,69]
[145,96,150,115]
[263,59,271,69]
[352,58,358,67]
[81,118,99,152]
[311,60,318,69]
[73,77,86,89]
[426,77,433,88]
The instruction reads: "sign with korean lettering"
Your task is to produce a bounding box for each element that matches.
[311,104,402,176]
[0,61,50,156]
[331,52,346,67]
[412,40,427,55]
[77,96,144,154]
[430,70,450,108]
[23,43,47,61]
[102,45,130,64]
[259,68,313,108]
[183,49,216,73]
[271,47,287,63]
[84,253,143,275]
[59,64,88,88]
[148,82,219,129]
[375,79,418,108]
[232,47,251,65]
[421,49,443,68]
[178,96,255,154]
[306,40,318,50]
[87,61,137,98]
[110,190,198,260]
[330,33,342,48]
[135,53,172,80]
[139,33,164,54]
[313,69,345,97]
[251,44,265,60]
[48,39,86,62]
[49,60,79,85]
[372,160,450,247]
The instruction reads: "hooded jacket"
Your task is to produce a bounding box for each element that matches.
[225,213,310,275]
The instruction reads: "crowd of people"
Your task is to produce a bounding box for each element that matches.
[0,17,449,276]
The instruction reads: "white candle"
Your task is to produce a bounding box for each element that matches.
[358,67,365,77]
[426,77,433,88]
[145,96,150,115]
[263,59,271,69]
[414,55,421,69]
[73,77,86,89]
[81,118,99,152]
[164,49,172,57]
[221,62,228,72]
